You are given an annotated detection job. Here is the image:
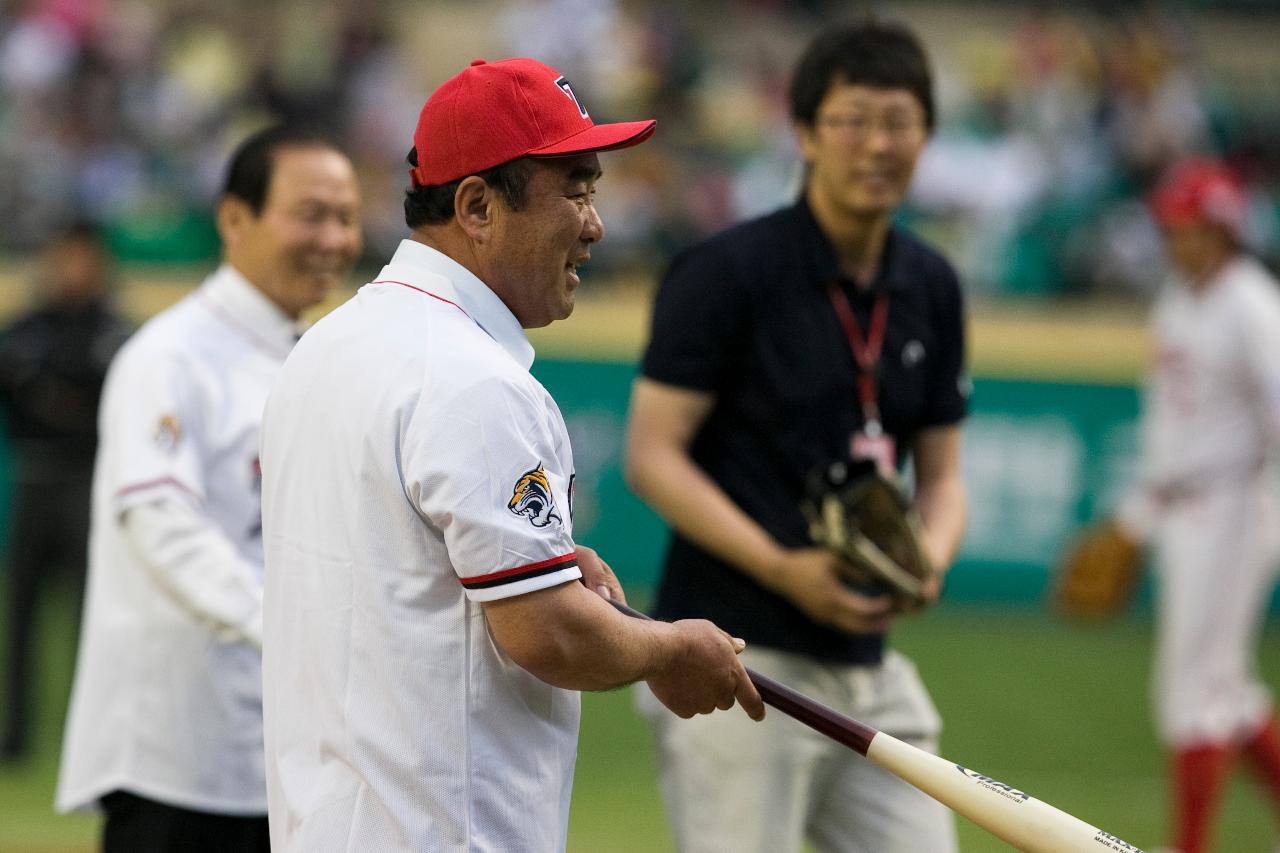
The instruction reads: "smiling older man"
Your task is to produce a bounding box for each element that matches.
[57,125,363,852]
[258,57,764,852]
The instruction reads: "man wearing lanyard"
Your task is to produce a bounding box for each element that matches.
[625,21,968,852]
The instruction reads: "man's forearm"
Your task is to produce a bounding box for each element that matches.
[626,445,789,591]
[483,579,763,721]
[914,475,967,572]
[484,581,685,691]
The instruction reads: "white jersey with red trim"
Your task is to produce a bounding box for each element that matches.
[1122,253,1280,746]
[57,265,299,814]
[1139,255,1280,493]
[260,239,583,852]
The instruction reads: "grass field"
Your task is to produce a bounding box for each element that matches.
[3,590,1278,852]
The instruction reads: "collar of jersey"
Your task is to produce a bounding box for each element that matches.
[791,196,908,295]
[374,239,535,370]
[200,264,302,357]
[1170,252,1250,299]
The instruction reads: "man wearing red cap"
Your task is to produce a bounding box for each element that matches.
[1116,157,1280,853]
[258,57,764,852]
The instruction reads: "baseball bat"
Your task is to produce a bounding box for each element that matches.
[609,599,1143,853]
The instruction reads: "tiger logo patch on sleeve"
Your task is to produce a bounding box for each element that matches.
[508,463,562,528]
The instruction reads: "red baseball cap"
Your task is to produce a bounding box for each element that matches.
[1148,157,1247,240]
[409,57,656,188]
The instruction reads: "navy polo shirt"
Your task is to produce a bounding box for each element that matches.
[641,197,968,664]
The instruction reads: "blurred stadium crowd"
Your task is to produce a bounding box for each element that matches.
[1,0,1279,296]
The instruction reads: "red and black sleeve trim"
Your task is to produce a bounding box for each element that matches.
[460,552,578,590]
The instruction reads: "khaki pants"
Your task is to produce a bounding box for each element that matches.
[636,645,957,853]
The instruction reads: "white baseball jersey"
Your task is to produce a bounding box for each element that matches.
[1139,255,1280,492]
[260,239,583,852]
[57,265,298,814]
[1126,254,1280,745]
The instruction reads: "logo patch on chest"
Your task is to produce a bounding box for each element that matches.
[508,463,562,528]
[153,414,182,453]
[902,340,926,367]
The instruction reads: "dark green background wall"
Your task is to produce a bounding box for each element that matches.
[533,359,1152,603]
[4,360,1275,610]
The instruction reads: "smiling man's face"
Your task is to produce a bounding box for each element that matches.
[798,82,928,223]
[220,145,363,319]
[483,153,605,329]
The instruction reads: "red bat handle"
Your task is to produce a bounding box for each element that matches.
[607,599,876,755]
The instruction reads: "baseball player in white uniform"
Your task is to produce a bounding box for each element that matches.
[56,126,362,852]
[1118,157,1280,853]
[259,57,764,853]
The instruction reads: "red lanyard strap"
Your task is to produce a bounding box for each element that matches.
[827,282,890,425]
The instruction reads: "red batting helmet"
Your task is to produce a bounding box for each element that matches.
[1148,157,1248,241]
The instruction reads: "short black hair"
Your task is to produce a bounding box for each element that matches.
[789,20,935,132]
[221,125,345,214]
[403,149,533,228]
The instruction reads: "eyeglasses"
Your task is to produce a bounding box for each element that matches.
[815,112,925,142]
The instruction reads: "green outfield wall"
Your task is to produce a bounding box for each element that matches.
[0,279,1272,608]
[0,362,1148,605]
[533,358,1149,604]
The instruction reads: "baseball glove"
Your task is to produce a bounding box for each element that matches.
[1053,519,1144,620]
[801,458,936,614]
